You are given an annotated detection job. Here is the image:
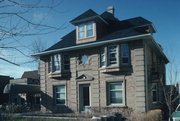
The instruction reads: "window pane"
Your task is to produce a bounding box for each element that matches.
[87,22,93,29]
[100,48,105,67]
[108,46,118,65]
[53,54,60,71]
[121,44,129,65]
[87,30,93,37]
[110,83,122,90]
[109,82,123,104]
[79,31,85,39]
[54,85,66,105]
[78,24,85,39]
[63,54,70,71]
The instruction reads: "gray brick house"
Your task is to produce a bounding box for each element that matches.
[33,7,169,115]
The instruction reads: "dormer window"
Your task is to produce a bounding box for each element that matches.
[77,21,94,40]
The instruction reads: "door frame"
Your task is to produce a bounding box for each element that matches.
[79,84,91,111]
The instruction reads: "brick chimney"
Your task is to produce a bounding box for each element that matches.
[107,6,115,15]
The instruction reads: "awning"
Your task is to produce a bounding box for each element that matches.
[3,84,40,94]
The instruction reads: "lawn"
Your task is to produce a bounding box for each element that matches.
[4,117,81,121]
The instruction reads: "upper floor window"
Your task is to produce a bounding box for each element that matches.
[78,21,94,39]
[121,44,130,65]
[108,45,118,66]
[63,54,70,72]
[48,53,70,74]
[54,85,66,105]
[53,54,61,72]
[100,48,105,67]
[151,83,158,103]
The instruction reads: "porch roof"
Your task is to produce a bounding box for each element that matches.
[3,84,40,94]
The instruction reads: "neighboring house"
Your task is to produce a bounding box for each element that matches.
[33,7,169,115]
[3,70,41,110]
[0,75,13,104]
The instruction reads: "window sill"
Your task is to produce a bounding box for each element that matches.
[48,71,70,78]
[99,65,132,73]
[106,104,127,108]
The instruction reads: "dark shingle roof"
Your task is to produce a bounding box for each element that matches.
[21,70,39,80]
[44,26,147,52]
[70,9,99,24]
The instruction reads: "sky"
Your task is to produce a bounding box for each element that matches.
[0,0,180,80]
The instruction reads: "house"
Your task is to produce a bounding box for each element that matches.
[33,7,169,115]
[3,70,41,110]
[0,75,13,105]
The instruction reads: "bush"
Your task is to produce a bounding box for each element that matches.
[132,109,162,121]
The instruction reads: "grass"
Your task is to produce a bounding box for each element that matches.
[3,117,81,121]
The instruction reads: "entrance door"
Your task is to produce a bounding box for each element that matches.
[79,84,90,111]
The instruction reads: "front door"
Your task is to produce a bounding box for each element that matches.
[79,84,90,111]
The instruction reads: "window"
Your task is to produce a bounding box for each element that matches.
[108,82,124,105]
[78,24,85,39]
[53,54,61,72]
[63,54,70,71]
[79,54,89,64]
[54,85,66,105]
[121,44,130,65]
[108,45,118,66]
[100,48,105,67]
[151,83,158,103]
[78,21,94,39]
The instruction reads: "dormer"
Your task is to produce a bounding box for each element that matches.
[70,9,108,44]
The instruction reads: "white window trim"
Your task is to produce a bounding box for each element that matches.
[54,85,66,106]
[108,45,118,67]
[107,81,125,106]
[120,44,130,66]
[76,21,95,40]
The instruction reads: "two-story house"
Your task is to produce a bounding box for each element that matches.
[33,7,169,116]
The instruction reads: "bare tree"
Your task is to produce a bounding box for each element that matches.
[0,0,66,65]
[161,62,179,117]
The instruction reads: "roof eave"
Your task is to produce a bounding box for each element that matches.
[32,33,152,57]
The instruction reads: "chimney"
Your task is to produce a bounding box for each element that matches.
[107,6,115,15]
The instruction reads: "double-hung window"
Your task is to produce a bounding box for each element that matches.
[121,44,130,65]
[108,45,118,66]
[108,82,124,105]
[78,21,94,39]
[100,48,105,67]
[54,85,66,105]
[53,54,61,72]
[63,54,70,71]
[152,83,158,103]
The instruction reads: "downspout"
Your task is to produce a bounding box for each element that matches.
[144,41,149,112]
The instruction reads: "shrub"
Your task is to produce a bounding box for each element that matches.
[132,109,162,121]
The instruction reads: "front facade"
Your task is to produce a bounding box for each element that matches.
[35,7,168,115]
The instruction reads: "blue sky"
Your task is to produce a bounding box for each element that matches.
[0,0,180,80]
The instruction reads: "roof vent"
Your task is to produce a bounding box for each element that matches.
[107,6,115,15]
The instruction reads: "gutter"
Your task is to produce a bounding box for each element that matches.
[32,33,152,57]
